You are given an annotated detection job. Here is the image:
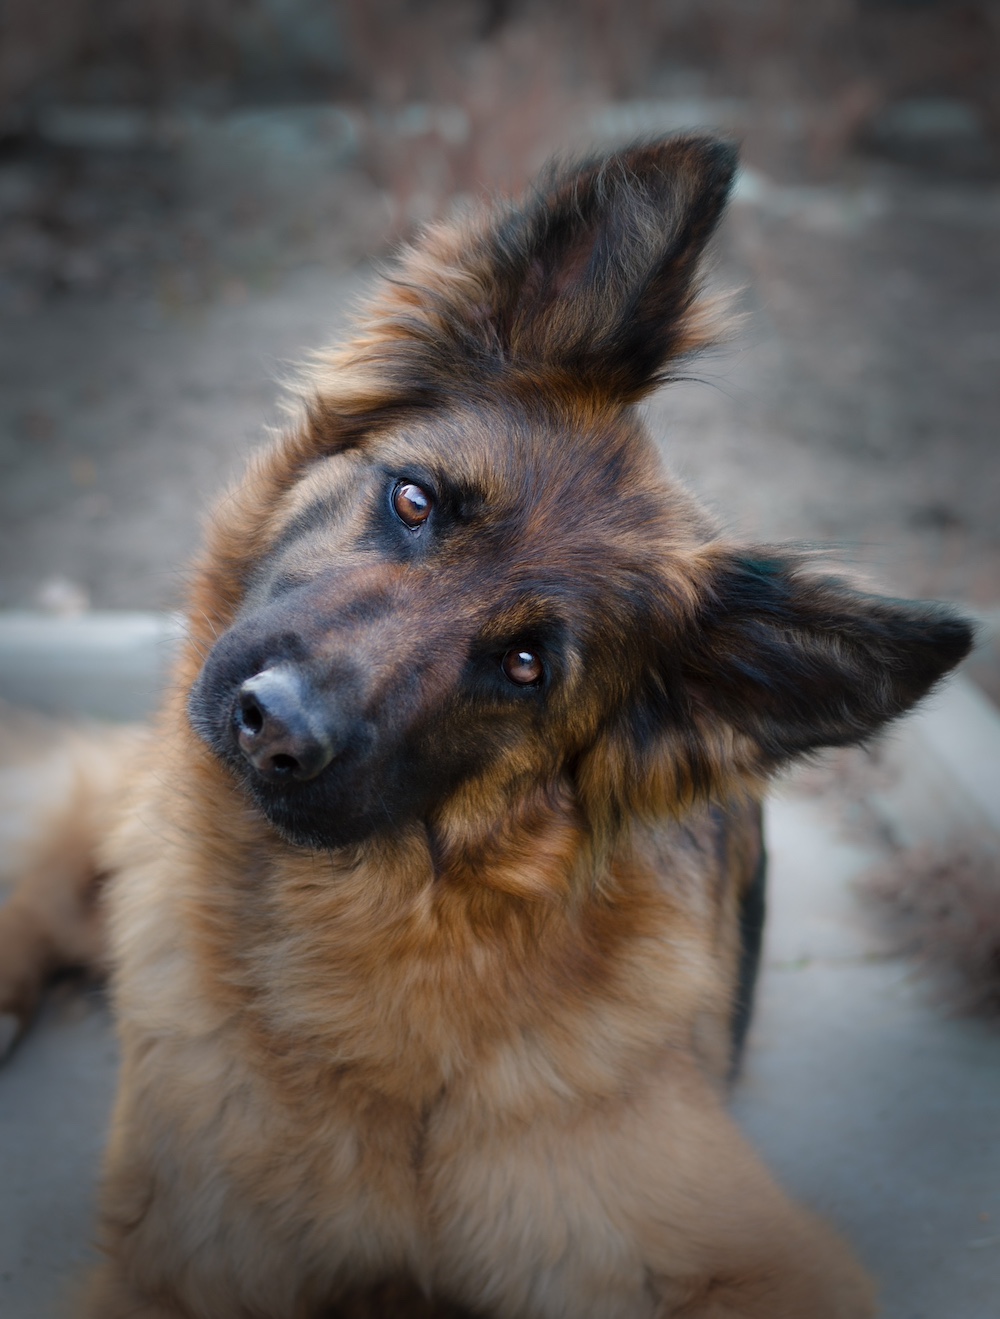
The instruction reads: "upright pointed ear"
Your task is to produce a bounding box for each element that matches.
[679,550,975,771]
[341,136,738,411]
[490,135,738,398]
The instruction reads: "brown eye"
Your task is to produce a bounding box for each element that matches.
[502,649,544,686]
[393,482,432,528]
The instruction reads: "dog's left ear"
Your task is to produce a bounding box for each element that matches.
[486,136,738,398]
[362,136,737,407]
[677,550,975,770]
[314,137,736,428]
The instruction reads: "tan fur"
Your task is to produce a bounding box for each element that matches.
[76,719,870,1318]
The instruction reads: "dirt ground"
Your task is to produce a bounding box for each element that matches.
[0,109,998,704]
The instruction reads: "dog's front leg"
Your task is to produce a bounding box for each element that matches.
[431,1061,874,1319]
[630,1071,876,1319]
[650,1228,877,1319]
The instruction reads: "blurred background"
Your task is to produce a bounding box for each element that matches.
[0,0,998,699]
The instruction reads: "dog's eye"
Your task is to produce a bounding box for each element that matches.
[393,482,432,528]
[502,649,544,686]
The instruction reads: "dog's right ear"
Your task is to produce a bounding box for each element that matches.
[575,549,973,837]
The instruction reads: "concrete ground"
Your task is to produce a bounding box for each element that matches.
[735,789,1000,1319]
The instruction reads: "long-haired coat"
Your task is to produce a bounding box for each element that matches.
[0,137,972,1318]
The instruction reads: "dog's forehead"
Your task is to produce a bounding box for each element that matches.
[262,394,712,642]
[374,397,670,538]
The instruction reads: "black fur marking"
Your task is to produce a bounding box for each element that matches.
[729,842,767,1081]
[266,492,348,559]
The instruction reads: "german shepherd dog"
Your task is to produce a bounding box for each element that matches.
[0,137,973,1317]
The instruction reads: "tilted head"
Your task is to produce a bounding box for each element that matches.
[187,137,973,869]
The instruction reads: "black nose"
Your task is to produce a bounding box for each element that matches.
[234,667,338,782]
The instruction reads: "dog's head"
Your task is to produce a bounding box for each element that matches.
[187,138,972,866]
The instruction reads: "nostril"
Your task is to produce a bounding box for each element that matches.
[237,696,264,736]
[270,753,299,775]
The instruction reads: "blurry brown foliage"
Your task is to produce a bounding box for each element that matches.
[861,840,1000,1018]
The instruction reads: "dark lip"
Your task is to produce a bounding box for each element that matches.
[246,790,341,849]
[243,777,394,852]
